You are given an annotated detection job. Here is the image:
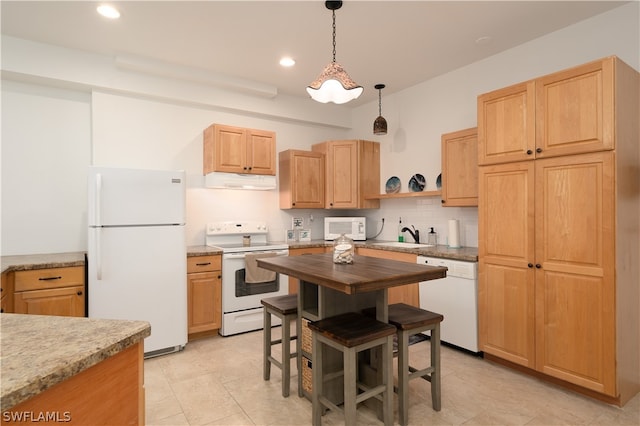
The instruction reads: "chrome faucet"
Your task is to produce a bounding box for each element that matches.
[401,225,420,243]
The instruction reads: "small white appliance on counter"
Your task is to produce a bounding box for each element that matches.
[324,216,366,241]
[206,221,289,336]
[87,166,187,358]
[417,256,479,354]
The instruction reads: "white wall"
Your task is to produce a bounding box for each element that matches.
[91,91,347,245]
[1,81,91,255]
[1,2,637,255]
[348,1,639,246]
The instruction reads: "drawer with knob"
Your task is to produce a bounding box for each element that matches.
[13,266,85,317]
[14,267,84,292]
[187,255,221,273]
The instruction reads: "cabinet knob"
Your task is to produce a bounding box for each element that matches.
[441,200,445,204]
[526,149,533,155]
[0,308,3,313]
[535,263,541,268]
[77,291,83,296]
[536,148,542,153]
[528,263,533,268]
[217,275,221,279]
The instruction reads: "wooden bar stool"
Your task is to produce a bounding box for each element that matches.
[261,294,298,397]
[308,312,396,426]
[364,303,444,426]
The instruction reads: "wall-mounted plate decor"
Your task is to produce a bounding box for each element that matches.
[385,176,401,193]
[408,174,426,192]
[436,173,442,190]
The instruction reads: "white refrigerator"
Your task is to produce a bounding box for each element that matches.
[87,166,187,357]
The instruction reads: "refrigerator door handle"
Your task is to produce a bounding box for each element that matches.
[95,173,102,226]
[95,228,102,281]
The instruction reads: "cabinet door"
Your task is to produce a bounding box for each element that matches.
[478,161,535,367]
[14,285,85,317]
[1,271,13,313]
[535,58,614,158]
[187,271,222,334]
[478,81,536,165]
[356,248,419,307]
[1,295,9,313]
[247,130,276,175]
[213,125,247,173]
[325,141,359,209]
[279,150,325,209]
[441,127,478,206]
[534,152,615,395]
[288,247,328,293]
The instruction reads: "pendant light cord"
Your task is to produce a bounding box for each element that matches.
[332,9,337,63]
[378,88,382,115]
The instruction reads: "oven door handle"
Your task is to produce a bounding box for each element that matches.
[223,250,289,260]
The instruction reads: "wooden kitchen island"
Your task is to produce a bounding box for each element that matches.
[257,253,447,404]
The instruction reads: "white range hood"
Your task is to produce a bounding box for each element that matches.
[205,172,276,190]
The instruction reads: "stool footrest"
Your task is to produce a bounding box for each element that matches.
[355,383,386,405]
[270,335,298,346]
[408,365,435,381]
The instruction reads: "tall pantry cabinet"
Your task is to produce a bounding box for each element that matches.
[477,56,639,405]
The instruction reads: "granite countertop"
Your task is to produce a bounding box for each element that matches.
[186,245,223,256]
[0,241,475,274]
[0,313,150,410]
[289,240,478,262]
[1,252,86,274]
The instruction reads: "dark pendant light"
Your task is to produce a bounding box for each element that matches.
[306,1,363,104]
[373,84,388,135]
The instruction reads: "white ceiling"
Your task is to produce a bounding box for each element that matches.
[0,1,628,107]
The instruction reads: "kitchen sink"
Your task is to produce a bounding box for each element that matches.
[369,242,435,248]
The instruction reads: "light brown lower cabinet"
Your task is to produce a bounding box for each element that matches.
[356,248,419,307]
[479,151,639,406]
[187,255,222,337]
[2,342,145,425]
[13,267,85,317]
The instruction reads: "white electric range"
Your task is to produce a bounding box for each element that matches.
[206,221,289,336]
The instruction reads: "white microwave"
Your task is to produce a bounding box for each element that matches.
[324,217,366,241]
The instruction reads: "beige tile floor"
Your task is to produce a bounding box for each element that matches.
[145,327,639,425]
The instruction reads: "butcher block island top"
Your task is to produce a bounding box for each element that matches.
[257,252,447,294]
[1,313,150,422]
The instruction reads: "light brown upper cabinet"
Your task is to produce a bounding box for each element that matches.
[203,124,276,175]
[312,140,380,209]
[478,56,639,406]
[279,150,325,209]
[478,57,618,166]
[441,127,478,206]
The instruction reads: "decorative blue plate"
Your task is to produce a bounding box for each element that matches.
[385,176,401,194]
[436,173,442,190]
[408,174,426,192]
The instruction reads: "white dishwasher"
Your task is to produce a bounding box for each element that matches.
[417,256,479,354]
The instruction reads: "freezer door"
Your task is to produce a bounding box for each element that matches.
[88,166,185,226]
[88,225,187,354]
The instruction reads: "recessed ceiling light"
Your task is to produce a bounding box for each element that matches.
[279,57,296,67]
[97,5,121,19]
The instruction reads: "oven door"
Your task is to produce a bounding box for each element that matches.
[221,249,289,313]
